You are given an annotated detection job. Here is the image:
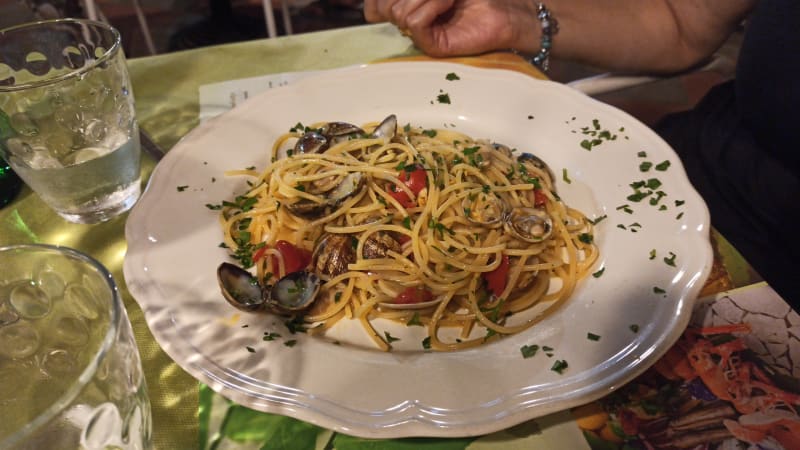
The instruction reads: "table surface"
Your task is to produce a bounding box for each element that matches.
[0,23,763,450]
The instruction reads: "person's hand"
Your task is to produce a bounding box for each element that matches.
[363,0,541,57]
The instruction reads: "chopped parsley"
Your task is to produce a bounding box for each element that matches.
[629,324,640,333]
[246,346,255,353]
[580,139,603,151]
[592,267,605,278]
[590,215,608,225]
[422,336,431,350]
[407,312,423,326]
[649,249,657,260]
[653,286,666,294]
[437,93,451,104]
[663,252,677,267]
[422,129,437,138]
[655,160,671,171]
[520,344,539,359]
[428,218,455,238]
[177,185,189,192]
[284,317,308,334]
[562,168,572,184]
[649,191,667,206]
[551,359,569,374]
[445,72,460,81]
[626,178,663,203]
[587,333,601,341]
[577,118,620,150]
[384,332,400,343]
[284,340,297,347]
[578,233,594,244]
[263,331,282,341]
[616,204,633,214]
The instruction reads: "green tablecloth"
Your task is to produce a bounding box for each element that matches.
[0,22,764,450]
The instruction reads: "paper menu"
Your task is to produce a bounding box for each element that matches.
[198,69,329,122]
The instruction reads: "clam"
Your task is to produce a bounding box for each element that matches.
[462,194,509,228]
[292,121,363,155]
[268,270,321,313]
[285,172,366,219]
[283,198,329,219]
[324,121,365,146]
[312,233,355,277]
[504,207,554,242]
[370,114,397,139]
[491,142,514,159]
[294,131,328,154]
[217,262,320,315]
[471,142,514,169]
[292,115,396,155]
[312,231,401,277]
[328,172,365,203]
[217,262,265,312]
[518,152,555,186]
[361,231,401,259]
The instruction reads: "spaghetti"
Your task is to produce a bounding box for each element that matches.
[218,116,598,351]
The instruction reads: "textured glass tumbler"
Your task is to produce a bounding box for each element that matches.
[0,244,152,450]
[0,19,142,223]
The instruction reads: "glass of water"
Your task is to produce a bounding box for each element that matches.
[0,19,141,224]
[0,244,151,450]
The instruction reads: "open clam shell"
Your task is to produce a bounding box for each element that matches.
[285,172,366,219]
[518,152,556,187]
[370,114,397,139]
[462,194,509,228]
[504,207,554,242]
[294,131,328,154]
[217,262,266,312]
[267,270,321,314]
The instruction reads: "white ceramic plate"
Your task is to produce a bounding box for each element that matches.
[124,62,712,438]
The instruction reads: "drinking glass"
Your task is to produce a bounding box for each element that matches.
[0,244,152,450]
[0,19,142,224]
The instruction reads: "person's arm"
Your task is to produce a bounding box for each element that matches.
[364,0,757,74]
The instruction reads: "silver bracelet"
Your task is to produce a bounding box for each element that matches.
[530,3,559,72]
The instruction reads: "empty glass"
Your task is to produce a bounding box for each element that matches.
[0,244,151,449]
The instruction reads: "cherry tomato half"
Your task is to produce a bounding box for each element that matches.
[387,166,427,208]
[534,188,547,208]
[394,286,434,305]
[253,240,312,276]
[399,166,427,195]
[483,254,510,297]
[275,240,312,275]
